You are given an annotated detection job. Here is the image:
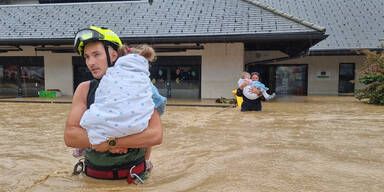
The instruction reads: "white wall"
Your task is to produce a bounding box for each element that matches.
[43,52,74,96]
[245,51,365,95]
[284,55,364,95]
[201,43,244,99]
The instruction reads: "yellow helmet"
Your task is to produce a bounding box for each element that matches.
[74,26,123,56]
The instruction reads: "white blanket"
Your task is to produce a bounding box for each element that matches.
[80,54,154,145]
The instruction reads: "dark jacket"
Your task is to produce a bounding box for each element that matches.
[236,88,262,111]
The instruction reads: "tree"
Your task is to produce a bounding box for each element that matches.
[355,45,384,105]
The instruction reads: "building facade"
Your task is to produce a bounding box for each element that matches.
[0,0,382,98]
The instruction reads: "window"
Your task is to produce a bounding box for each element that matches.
[0,57,44,97]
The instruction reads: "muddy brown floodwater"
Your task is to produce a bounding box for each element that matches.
[0,96,383,192]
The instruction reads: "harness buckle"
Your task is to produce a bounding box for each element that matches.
[72,158,85,175]
[129,165,144,184]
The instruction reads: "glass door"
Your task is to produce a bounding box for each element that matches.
[150,56,201,99]
[20,66,45,97]
[338,63,355,94]
[150,66,169,97]
[0,64,18,97]
[275,65,307,95]
[169,65,200,98]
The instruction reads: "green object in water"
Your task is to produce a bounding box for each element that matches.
[39,91,56,98]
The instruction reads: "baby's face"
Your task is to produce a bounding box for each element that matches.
[244,74,250,79]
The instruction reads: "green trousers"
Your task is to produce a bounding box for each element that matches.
[84,148,146,167]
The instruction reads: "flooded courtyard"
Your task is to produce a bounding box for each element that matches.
[0,96,383,192]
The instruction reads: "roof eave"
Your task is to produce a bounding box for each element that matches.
[122,32,327,45]
[0,31,326,46]
[309,48,384,56]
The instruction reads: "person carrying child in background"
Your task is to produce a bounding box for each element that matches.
[237,71,276,101]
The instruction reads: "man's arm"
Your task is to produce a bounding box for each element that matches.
[117,109,163,148]
[64,81,91,148]
[91,109,163,152]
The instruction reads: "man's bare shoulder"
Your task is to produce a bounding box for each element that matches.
[76,81,91,91]
[72,81,91,103]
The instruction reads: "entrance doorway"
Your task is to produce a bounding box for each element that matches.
[72,56,92,93]
[150,56,201,99]
[338,63,355,95]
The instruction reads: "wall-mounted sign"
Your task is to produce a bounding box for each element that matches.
[317,71,331,79]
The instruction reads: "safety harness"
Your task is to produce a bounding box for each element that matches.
[73,156,146,184]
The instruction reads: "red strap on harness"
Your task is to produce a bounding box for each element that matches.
[85,161,145,184]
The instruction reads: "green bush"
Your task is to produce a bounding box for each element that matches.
[355,46,384,105]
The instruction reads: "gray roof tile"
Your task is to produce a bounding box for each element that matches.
[256,0,384,50]
[0,0,323,43]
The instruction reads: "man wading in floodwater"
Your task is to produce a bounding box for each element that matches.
[64,26,163,184]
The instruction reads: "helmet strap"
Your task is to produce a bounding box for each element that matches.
[103,42,113,67]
